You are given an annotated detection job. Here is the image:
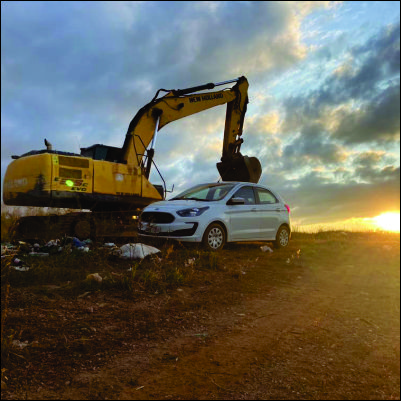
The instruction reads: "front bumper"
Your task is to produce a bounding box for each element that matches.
[138,220,202,242]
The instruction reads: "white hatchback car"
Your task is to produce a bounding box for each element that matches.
[138,182,291,251]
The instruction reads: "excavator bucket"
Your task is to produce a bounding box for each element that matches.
[216,155,262,183]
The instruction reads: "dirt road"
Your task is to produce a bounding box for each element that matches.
[2,233,400,399]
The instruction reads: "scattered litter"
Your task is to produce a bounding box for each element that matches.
[72,237,87,248]
[86,273,102,283]
[136,386,144,391]
[117,243,160,260]
[13,257,25,266]
[76,246,90,252]
[12,340,29,349]
[1,244,18,256]
[13,266,30,272]
[260,245,273,253]
[104,243,116,247]
[46,239,60,247]
[285,249,304,266]
[185,258,195,267]
[18,241,32,253]
[28,252,49,257]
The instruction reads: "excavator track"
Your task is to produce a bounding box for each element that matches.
[12,211,140,243]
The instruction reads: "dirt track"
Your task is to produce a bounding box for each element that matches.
[2,233,400,400]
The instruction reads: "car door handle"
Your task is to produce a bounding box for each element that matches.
[251,208,257,212]
[275,208,281,212]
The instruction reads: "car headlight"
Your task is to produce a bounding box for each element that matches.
[176,206,209,217]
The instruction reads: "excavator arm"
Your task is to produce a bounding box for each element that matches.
[122,76,261,183]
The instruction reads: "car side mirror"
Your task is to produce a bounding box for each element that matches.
[227,197,246,205]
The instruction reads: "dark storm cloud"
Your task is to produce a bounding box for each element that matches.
[316,22,400,106]
[282,123,346,167]
[282,22,400,145]
[332,82,400,144]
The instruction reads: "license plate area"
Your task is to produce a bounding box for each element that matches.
[145,225,161,234]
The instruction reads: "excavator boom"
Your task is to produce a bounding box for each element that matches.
[122,76,261,183]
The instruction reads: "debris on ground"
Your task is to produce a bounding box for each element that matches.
[260,245,273,253]
[286,249,304,266]
[1,243,18,256]
[28,252,49,257]
[116,243,161,260]
[11,257,30,271]
[185,258,195,267]
[12,340,29,349]
[86,273,102,283]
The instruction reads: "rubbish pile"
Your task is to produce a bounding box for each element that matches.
[1,237,161,272]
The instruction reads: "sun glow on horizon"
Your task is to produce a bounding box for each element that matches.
[293,212,401,233]
[372,212,400,233]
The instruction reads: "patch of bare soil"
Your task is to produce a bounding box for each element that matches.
[2,233,400,400]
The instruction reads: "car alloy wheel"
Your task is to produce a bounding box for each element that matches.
[203,223,226,251]
[275,226,290,248]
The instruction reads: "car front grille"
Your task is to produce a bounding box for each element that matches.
[139,223,198,237]
[140,211,175,224]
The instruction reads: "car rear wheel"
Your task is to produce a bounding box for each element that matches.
[274,225,290,249]
[202,223,226,251]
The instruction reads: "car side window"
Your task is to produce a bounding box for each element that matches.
[255,188,278,204]
[233,186,256,205]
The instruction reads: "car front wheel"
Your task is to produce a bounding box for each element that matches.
[274,225,290,249]
[202,223,226,251]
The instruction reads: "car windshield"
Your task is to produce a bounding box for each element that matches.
[171,183,235,202]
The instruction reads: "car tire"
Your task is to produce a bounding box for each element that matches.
[202,223,226,251]
[274,225,290,249]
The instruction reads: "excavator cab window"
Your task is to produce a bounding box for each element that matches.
[80,144,125,163]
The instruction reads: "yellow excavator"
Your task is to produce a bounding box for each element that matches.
[3,76,261,240]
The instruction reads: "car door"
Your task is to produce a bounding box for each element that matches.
[253,187,282,240]
[226,185,260,240]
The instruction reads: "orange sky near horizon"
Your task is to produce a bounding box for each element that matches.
[293,211,401,234]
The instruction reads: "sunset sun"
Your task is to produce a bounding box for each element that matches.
[372,212,401,232]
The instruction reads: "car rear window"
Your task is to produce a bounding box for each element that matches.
[255,188,278,204]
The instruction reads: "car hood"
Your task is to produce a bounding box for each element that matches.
[143,199,214,212]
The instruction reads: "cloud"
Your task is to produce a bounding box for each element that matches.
[283,123,347,167]
[332,82,400,144]
[282,169,400,225]
[281,22,400,145]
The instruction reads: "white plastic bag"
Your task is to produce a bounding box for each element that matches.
[118,243,160,260]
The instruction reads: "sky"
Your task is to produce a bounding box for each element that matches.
[1,1,400,231]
